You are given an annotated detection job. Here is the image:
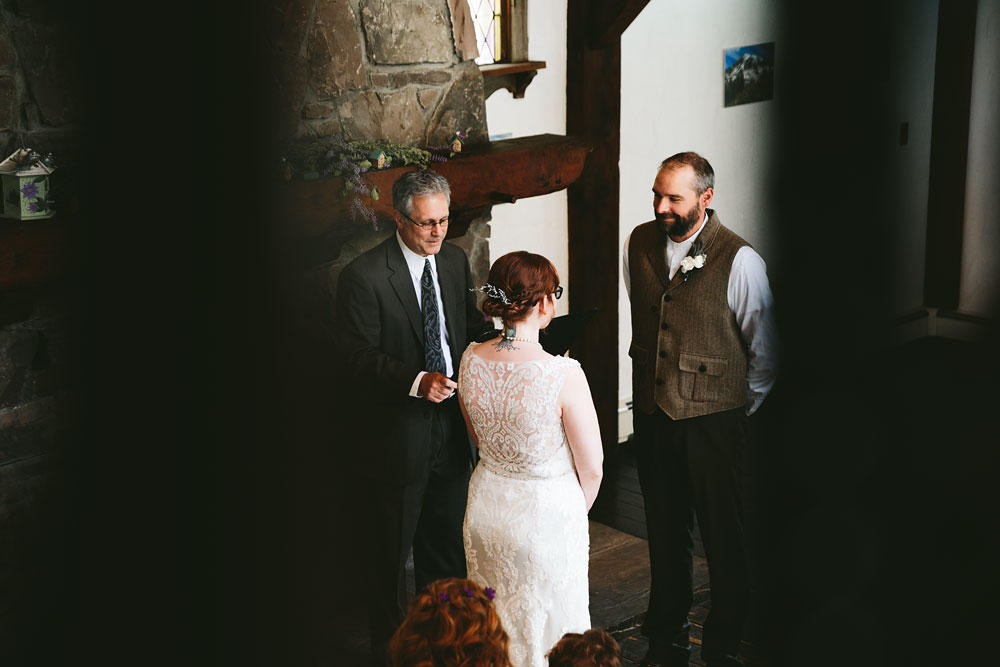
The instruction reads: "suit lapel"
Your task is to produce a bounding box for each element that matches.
[644,226,672,290]
[385,238,425,344]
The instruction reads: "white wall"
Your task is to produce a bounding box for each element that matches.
[886,0,938,317]
[483,0,570,316]
[618,0,782,399]
[960,0,1000,317]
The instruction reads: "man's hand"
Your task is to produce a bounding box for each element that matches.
[419,372,457,403]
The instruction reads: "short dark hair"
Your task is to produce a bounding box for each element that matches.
[392,169,451,217]
[546,629,624,667]
[659,151,715,195]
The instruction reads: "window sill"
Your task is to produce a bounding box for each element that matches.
[479,61,546,99]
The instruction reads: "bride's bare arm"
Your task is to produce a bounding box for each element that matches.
[560,366,604,511]
[458,389,480,448]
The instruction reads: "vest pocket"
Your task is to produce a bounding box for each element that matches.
[678,352,728,402]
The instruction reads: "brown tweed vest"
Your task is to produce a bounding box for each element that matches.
[628,210,750,419]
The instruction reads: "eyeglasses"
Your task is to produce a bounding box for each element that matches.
[399,210,450,230]
[554,286,563,299]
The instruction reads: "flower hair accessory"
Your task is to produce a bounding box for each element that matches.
[470,283,512,305]
[432,585,496,604]
[680,241,707,282]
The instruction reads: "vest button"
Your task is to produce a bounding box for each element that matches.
[650,305,657,312]
[698,364,707,372]
[660,322,669,330]
[655,379,664,386]
[663,294,672,302]
[659,351,666,358]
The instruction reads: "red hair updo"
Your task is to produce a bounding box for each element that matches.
[546,629,624,667]
[480,251,559,326]
[388,578,512,667]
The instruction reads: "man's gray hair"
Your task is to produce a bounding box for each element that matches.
[659,152,715,195]
[392,169,451,216]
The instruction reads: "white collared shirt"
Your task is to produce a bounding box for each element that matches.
[396,232,455,396]
[623,214,778,415]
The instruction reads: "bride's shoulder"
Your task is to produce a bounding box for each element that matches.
[548,354,581,372]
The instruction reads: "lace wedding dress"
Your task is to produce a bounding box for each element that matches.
[460,344,591,667]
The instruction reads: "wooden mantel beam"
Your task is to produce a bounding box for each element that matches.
[272,134,591,239]
[588,0,652,49]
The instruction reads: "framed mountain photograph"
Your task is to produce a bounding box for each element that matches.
[724,42,775,107]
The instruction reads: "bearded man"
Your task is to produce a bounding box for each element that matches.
[623,152,777,667]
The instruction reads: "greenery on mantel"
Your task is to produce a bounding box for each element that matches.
[282,136,454,226]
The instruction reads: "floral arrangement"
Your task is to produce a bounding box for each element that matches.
[281,136,455,226]
[680,241,707,281]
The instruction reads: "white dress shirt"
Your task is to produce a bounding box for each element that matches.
[395,232,455,397]
[623,215,777,415]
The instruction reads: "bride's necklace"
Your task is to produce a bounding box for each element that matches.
[502,335,540,345]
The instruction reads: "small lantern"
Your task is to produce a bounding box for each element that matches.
[368,149,388,169]
[448,133,465,154]
[0,148,55,220]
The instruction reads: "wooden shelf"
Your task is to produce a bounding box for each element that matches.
[272,133,591,241]
[0,216,76,291]
[480,60,546,99]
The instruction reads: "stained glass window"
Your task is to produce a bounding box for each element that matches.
[468,0,507,64]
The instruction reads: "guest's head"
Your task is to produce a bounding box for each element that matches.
[480,251,561,328]
[393,169,451,257]
[388,578,511,667]
[545,629,624,667]
[653,151,715,242]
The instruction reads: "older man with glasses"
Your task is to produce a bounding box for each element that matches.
[336,169,491,665]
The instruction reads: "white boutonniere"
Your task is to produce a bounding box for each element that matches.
[680,241,707,282]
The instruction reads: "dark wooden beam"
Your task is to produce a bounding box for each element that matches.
[272,134,590,237]
[588,0,652,50]
[567,0,621,453]
[923,0,978,309]
[0,218,76,291]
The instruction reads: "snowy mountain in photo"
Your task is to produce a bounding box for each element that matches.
[725,53,773,87]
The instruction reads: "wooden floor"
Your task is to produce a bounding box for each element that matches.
[338,519,768,666]
[588,521,767,667]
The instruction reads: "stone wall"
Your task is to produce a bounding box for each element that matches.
[263,0,487,147]
[0,2,88,659]
[0,1,89,156]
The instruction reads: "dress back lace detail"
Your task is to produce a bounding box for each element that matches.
[460,345,579,480]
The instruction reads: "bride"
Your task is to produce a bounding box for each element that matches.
[458,251,604,667]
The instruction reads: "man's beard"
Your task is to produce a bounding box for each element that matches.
[657,205,703,239]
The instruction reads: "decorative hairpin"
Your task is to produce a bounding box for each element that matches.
[470,283,512,305]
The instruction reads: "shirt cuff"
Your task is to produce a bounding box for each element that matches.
[410,371,427,398]
[745,390,766,416]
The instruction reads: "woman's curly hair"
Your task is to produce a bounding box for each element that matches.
[545,629,624,667]
[388,578,512,667]
[480,251,559,327]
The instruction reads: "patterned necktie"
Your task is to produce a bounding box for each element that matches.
[421,259,447,374]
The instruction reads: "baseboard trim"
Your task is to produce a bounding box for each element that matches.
[892,307,994,344]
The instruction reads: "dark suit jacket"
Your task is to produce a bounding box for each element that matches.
[336,235,487,484]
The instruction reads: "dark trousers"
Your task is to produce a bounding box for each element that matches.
[366,399,471,661]
[635,407,750,660]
